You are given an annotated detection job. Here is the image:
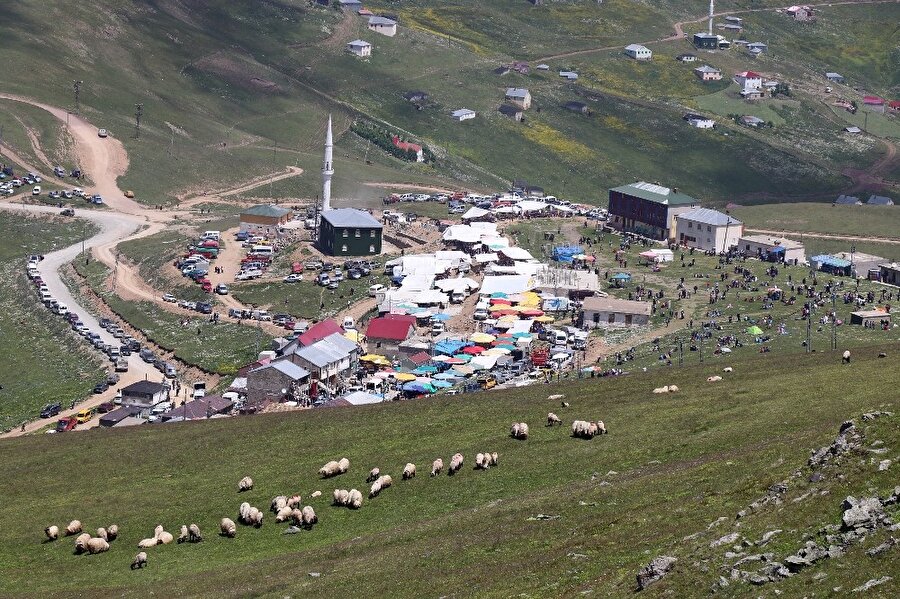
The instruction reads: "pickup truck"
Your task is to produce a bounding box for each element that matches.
[56,416,78,432]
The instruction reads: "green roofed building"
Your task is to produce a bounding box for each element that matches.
[239,204,292,236]
[608,181,700,241]
[318,209,383,257]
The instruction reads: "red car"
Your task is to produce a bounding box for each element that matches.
[201,281,213,293]
[291,262,304,274]
[283,320,296,330]
[55,416,77,432]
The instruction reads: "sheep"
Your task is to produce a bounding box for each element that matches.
[587,422,599,438]
[489,452,499,467]
[448,453,463,475]
[348,489,363,509]
[288,508,303,526]
[138,537,159,549]
[402,463,416,480]
[157,531,174,545]
[96,527,108,542]
[131,551,148,570]
[722,367,733,373]
[44,525,59,541]
[301,505,318,528]
[310,491,322,498]
[571,420,606,439]
[597,420,607,435]
[707,375,722,383]
[188,524,202,543]
[338,457,350,474]
[369,475,393,498]
[239,502,251,522]
[319,460,341,478]
[668,385,679,393]
[510,422,529,440]
[220,518,237,538]
[475,453,486,469]
[547,394,565,401]
[276,506,293,523]
[65,520,83,536]
[366,467,381,483]
[287,494,302,509]
[74,533,91,554]
[86,537,110,554]
[177,525,189,544]
[271,495,288,513]
[842,350,851,364]
[652,385,670,394]
[154,525,164,538]
[547,412,562,426]
[474,453,496,470]
[107,525,119,542]
[238,476,254,492]
[333,489,350,506]
[246,507,263,528]
[561,401,569,408]
[431,458,444,477]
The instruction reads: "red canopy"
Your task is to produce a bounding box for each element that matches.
[521,309,544,317]
[462,345,485,355]
[489,298,512,305]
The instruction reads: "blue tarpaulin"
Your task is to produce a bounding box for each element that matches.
[552,245,583,263]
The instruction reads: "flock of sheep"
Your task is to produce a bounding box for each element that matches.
[41,392,615,571]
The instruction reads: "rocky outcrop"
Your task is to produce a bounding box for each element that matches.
[852,576,892,592]
[636,556,677,591]
[841,496,886,531]
[808,420,861,468]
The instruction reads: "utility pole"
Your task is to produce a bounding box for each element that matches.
[269,138,277,199]
[73,80,83,114]
[831,294,837,351]
[699,334,703,363]
[678,337,684,366]
[133,103,144,139]
[806,310,811,353]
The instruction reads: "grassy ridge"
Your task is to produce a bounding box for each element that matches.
[0,345,897,596]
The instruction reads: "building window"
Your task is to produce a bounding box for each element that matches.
[688,222,693,229]
[370,230,375,238]
[341,245,348,253]
[355,229,361,238]
[342,229,348,238]
[707,225,711,232]
[369,245,375,253]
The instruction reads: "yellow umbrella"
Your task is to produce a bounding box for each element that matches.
[470,332,496,344]
[344,330,363,342]
[497,314,518,323]
[394,373,417,381]
[360,354,386,362]
[372,357,392,366]
[535,315,555,323]
[519,291,541,306]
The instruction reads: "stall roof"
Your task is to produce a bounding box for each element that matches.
[480,275,534,296]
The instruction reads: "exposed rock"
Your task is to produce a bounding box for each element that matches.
[813,572,828,581]
[842,496,885,530]
[828,545,844,559]
[748,573,769,585]
[810,472,825,483]
[282,525,301,535]
[809,421,860,467]
[308,572,321,578]
[852,576,892,592]
[717,576,729,588]
[733,553,773,568]
[769,482,788,496]
[635,556,677,591]
[885,486,900,505]
[707,516,728,530]
[710,532,740,548]
[758,530,782,546]
[784,555,810,572]
[736,509,748,519]
[878,460,891,471]
[862,411,893,421]
[866,537,896,557]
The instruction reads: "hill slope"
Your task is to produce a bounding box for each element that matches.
[2,344,898,597]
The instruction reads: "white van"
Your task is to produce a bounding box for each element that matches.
[451,291,466,304]
[342,316,356,330]
[368,283,386,297]
[551,330,569,346]
[40,290,53,303]
[201,231,221,241]
[54,302,69,315]
[250,245,274,257]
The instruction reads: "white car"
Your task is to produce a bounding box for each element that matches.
[72,188,84,197]
[32,185,41,195]
[162,293,177,303]
[98,128,108,138]
[283,274,302,283]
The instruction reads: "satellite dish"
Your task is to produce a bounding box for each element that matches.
[280,388,287,395]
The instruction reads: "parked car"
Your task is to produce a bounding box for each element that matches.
[162,293,177,303]
[196,302,212,314]
[97,128,108,138]
[96,401,115,414]
[92,381,109,394]
[106,372,120,385]
[283,274,302,283]
[32,185,41,195]
[40,403,62,418]
[60,208,75,216]
[56,416,78,432]
[115,358,129,372]
[317,273,331,286]
[75,408,94,424]
[214,284,228,295]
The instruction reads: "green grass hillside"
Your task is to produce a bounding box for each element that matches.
[2,345,898,596]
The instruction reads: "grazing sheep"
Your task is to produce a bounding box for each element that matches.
[489,452,499,467]
[707,375,722,382]
[338,457,350,474]
[289,509,303,526]
[86,537,110,554]
[652,385,670,394]
[722,367,733,373]
[319,460,341,478]
[177,525,189,544]
[510,422,529,440]
[239,502,251,522]
[547,412,562,426]
[271,495,288,513]
[188,524,202,543]
[301,506,317,528]
[547,394,565,401]
[287,494,302,509]
[369,475,393,498]
[431,458,444,477]
[131,551,148,570]
[597,420,607,435]
[448,453,464,476]
[668,385,679,393]
[366,467,380,483]
[138,537,159,549]
[842,350,851,364]
[332,489,350,506]
[65,520,83,536]
[561,401,569,408]
[44,525,59,541]
[107,525,118,542]
[475,452,496,470]
[219,518,236,538]
[154,525,164,538]
[157,531,174,545]
[74,533,91,554]
[571,419,606,439]
[310,491,322,498]
[275,506,293,523]
[247,507,263,528]
[348,489,363,509]
[587,422,599,437]
[96,527,108,542]
[475,453,486,469]
[238,476,254,492]
[402,463,416,480]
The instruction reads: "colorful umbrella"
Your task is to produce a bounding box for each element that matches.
[432,380,453,389]
[402,381,435,393]
[484,347,511,356]
[451,354,472,363]
[344,330,363,342]
[462,345,485,355]
[520,309,544,317]
[490,292,509,298]
[535,316,555,323]
[489,298,512,305]
[470,332,496,343]
[497,343,517,351]
[431,313,451,321]
[413,365,438,374]
[430,355,452,363]
[394,372,417,382]
[512,332,532,339]
[360,354,387,362]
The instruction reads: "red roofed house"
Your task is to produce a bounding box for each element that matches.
[735,71,764,99]
[392,135,424,162]
[366,314,416,358]
[863,96,885,113]
[298,319,343,347]
[889,100,900,111]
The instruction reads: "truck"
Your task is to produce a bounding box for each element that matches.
[56,416,78,432]
[192,381,207,400]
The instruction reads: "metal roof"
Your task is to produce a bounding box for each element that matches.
[293,333,357,368]
[369,16,396,26]
[251,360,310,380]
[867,195,894,205]
[625,44,650,52]
[321,208,382,228]
[694,65,721,73]
[581,296,652,315]
[505,88,530,98]
[610,181,699,206]
[122,381,166,396]
[678,207,741,227]
[348,39,371,47]
[241,204,291,218]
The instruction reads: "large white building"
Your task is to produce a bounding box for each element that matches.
[624,44,652,60]
[674,208,743,252]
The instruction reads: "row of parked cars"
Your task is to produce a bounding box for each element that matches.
[161,293,215,314]
[312,258,376,289]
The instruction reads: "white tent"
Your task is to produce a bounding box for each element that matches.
[461,207,491,221]
[500,246,535,262]
[343,391,384,405]
[434,277,479,293]
[516,200,548,213]
[480,275,534,296]
[474,253,499,264]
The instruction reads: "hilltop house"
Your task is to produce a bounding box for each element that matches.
[624,44,652,60]
[563,101,590,114]
[686,116,715,129]
[287,333,358,384]
[505,88,532,109]
[239,204,292,236]
[693,32,719,49]
[834,194,862,205]
[391,135,424,162]
[450,109,476,121]
[366,314,417,358]
[674,208,743,252]
[738,234,806,264]
[740,115,766,128]
[677,53,697,63]
[318,208,383,256]
[559,70,579,80]
[608,181,701,241]
[337,0,362,10]
[498,104,524,122]
[368,16,397,37]
[746,42,768,54]
[863,96,885,113]
[867,195,894,206]
[786,5,813,21]
[246,360,310,406]
[120,381,168,411]
[735,70,764,99]
[825,72,845,84]
[880,262,900,286]
[694,65,722,81]
[346,39,372,58]
[580,297,652,328]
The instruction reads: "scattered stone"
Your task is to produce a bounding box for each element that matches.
[828,545,844,559]
[866,537,896,557]
[606,470,618,476]
[682,532,701,542]
[769,482,788,496]
[724,551,743,560]
[784,555,810,572]
[568,552,588,559]
[717,576,729,588]
[852,576,892,592]
[877,352,887,358]
[710,532,740,548]
[707,516,728,530]
[758,530,782,546]
[810,472,825,483]
[862,411,893,421]
[733,553,773,568]
[885,486,900,505]
[878,460,891,471]
[736,509,748,519]
[842,496,885,530]
[283,526,301,535]
[871,447,889,455]
[598,481,611,487]
[635,556,677,591]
[748,573,769,585]
[813,572,828,581]
[308,572,321,578]
[793,491,813,503]
[809,421,860,467]
[871,440,884,447]
[527,514,560,521]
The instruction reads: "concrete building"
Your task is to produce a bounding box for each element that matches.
[694,65,722,81]
[239,204,292,236]
[246,360,310,406]
[318,208,383,256]
[365,314,417,358]
[580,297,652,328]
[346,39,372,57]
[624,44,652,60]
[693,33,719,49]
[850,310,891,327]
[504,88,532,109]
[738,234,806,264]
[608,181,701,241]
[368,16,397,37]
[880,262,900,286]
[825,72,845,84]
[450,108,476,121]
[119,381,168,410]
[287,333,358,384]
[674,208,743,252]
[498,104,524,121]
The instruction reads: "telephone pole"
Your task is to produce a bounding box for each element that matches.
[133,103,144,139]
[72,80,83,113]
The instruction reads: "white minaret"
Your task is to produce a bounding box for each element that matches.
[708,0,715,35]
[322,114,334,213]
